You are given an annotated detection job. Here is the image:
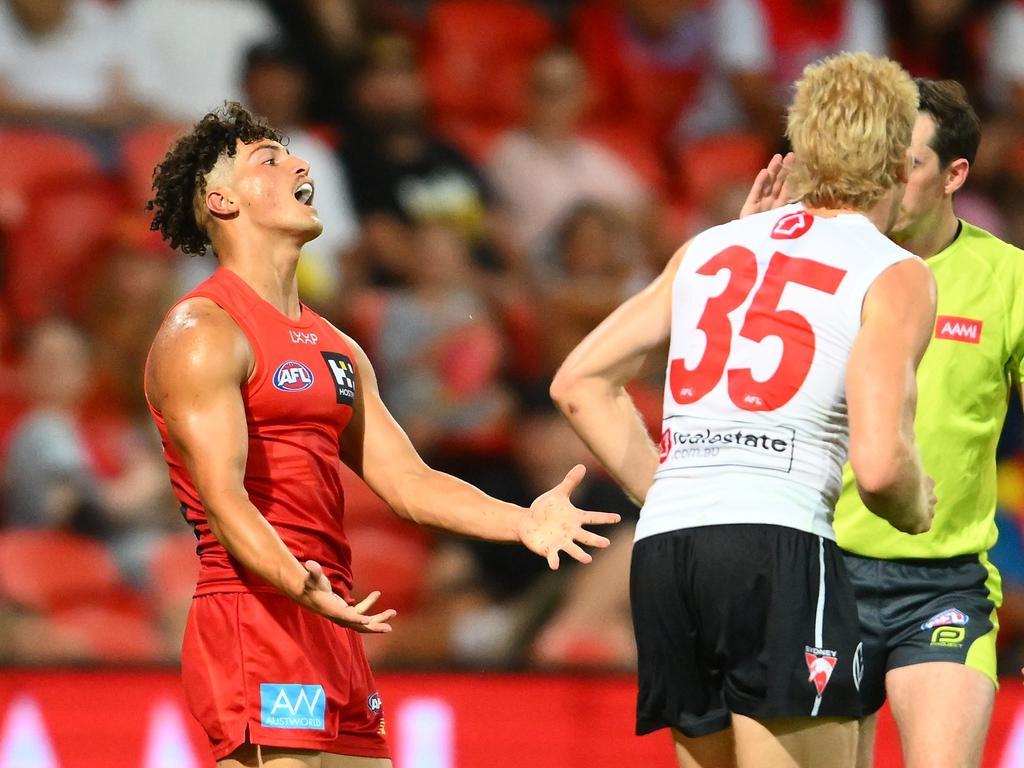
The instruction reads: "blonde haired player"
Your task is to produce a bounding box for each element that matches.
[746,77,1024,768]
[551,53,935,768]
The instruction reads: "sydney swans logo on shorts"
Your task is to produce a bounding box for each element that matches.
[260,683,326,730]
[804,646,838,696]
[273,360,315,392]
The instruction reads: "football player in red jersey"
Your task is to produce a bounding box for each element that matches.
[143,103,620,768]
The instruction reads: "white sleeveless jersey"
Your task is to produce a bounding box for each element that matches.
[636,204,916,542]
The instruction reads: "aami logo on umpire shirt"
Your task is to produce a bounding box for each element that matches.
[935,315,982,344]
[321,352,357,405]
[260,683,326,730]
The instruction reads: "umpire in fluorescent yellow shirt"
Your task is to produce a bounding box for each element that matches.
[834,78,1024,768]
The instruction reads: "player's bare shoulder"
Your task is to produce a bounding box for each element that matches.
[145,297,254,410]
[869,257,936,317]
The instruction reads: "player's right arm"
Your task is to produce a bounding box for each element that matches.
[846,258,938,534]
[146,299,394,632]
[549,246,685,504]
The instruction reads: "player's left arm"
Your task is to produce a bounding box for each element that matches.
[335,331,620,570]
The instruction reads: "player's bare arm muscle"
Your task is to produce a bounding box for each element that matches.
[146,299,393,631]
[336,334,620,570]
[549,246,684,505]
[847,258,938,534]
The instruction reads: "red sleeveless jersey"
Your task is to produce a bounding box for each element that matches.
[148,267,359,598]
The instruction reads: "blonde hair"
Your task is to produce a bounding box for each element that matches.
[786,52,918,211]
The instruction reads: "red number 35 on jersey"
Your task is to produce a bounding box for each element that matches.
[670,245,847,412]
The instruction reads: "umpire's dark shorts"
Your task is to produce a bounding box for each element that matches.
[841,551,998,715]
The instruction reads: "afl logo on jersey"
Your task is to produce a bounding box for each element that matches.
[273,361,315,392]
[770,210,813,240]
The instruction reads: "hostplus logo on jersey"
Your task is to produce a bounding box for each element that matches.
[321,352,356,405]
[273,361,315,392]
[260,683,326,730]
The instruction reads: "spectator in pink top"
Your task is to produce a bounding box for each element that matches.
[486,48,651,270]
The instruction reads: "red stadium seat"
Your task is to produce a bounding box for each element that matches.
[499,297,544,384]
[149,533,200,603]
[423,0,556,129]
[0,129,98,228]
[676,132,770,203]
[437,323,503,397]
[0,530,126,611]
[571,0,709,149]
[48,605,165,662]
[347,526,432,615]
[4,173,124,323]
[344,289,390,359]
[0,396,29,466]
[120,123,187,210]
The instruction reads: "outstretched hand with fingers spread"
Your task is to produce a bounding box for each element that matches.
[740,151,795,218]
[301,559,397,633]
[516,464,622,570]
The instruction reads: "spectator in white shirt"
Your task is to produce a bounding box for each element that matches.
[0,0,149,129]
[121,0,279,122]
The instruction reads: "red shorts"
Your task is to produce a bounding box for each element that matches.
[181,591,390,761]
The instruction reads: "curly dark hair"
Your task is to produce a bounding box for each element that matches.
[147,102,282,255]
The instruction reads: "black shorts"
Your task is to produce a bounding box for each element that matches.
[841,551,998,715]
[631,525,864,738]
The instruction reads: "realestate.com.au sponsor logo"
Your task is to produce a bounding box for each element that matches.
[657,416,796,474]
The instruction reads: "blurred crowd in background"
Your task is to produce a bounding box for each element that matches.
[2,0,1024,675]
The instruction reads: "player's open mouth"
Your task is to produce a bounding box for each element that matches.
[293,181,315,206]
